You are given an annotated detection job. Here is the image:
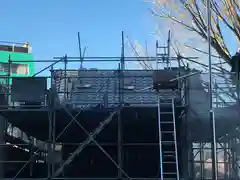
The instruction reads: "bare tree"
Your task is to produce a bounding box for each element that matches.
[147,0,240,65]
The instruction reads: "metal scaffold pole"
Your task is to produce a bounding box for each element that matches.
[78,32,83,69]
[64,54,67,101]
[0,115,5,179]
[207,0,217,179]
[118,31,125,179]
[157,94,164,180]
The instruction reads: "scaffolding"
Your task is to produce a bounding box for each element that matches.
[0,36,239,180]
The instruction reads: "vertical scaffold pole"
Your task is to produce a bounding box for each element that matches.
[64,54,67,101]
[48,70,54,179]
[236,61,240,103]
[167,30,171,68]
[50,65,56,176]
[78,32,83,69]
[156,41,159,70]
[121,31,125,70]
[157,94,164,180]
[207,0,217,179]
[8,55,11,105]
[117,31,125,178]
[0,115,5,179]
[117,103,123,179]
[48,100,52,179]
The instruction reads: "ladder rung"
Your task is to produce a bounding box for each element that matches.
[160,121,174,124]
[162,152,176,156]
[162,141,175,143]
[163,172,177,175]
[162,131,174,133]
[157,54,168,56]
[159,102,173,105]
[164,151,175,154]
[160,112,173,114]
[163,162,176,164]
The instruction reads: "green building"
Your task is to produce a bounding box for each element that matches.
[0,42,35,84]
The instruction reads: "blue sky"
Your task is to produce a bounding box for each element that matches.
[0,0,236,73]
[0,0,156,72]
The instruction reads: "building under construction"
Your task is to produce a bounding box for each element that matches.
[0,37,239,180]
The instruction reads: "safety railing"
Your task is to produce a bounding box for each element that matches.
[201,72,239,107]
[0,55,237,110]
[1,71,237,109]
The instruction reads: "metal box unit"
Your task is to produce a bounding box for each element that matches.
[152,70,178,90]
[11,77,47,103]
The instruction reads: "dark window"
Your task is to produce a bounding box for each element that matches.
[0,62,29,75]
[0,45,28,53]
[0,63,9,72]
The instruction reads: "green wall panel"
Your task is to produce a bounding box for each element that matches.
[0,51,35,84]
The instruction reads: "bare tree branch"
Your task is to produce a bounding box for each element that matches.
[149,0,240,64]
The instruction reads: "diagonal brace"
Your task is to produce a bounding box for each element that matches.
[53,109,119,177]
[57,103,131,179]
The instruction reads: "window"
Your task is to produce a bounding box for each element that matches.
[0,45,28,53]
[11,64,29,74]
[0,63,9,72]
[0,62,29,75]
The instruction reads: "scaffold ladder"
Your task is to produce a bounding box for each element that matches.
[156,30,171,69]
[157,97,179,180]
